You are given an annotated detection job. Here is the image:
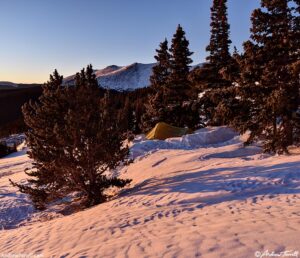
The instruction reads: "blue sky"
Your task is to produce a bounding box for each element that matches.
[0,0,260,83]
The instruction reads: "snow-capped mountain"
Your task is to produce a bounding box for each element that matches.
[1,62,203,91]
[64,62,203,91]
[64,63,156,91]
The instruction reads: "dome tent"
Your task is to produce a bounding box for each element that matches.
[146,122,190,140]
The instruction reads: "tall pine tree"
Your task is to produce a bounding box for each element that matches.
[142,25,200,131]
[150,39,171,90]
[167,24,193,102]
[234,0,300,153]
[190,0,232,89]
[188,0,235,126]
[142,39,171,131]
[206,0,232,68]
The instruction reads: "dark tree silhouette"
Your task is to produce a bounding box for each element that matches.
[11,66,131,209]
[233,0,300,153]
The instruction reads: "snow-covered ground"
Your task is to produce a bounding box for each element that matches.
[0,127,299,257]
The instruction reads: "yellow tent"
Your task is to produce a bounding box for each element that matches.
[146,122,190,140]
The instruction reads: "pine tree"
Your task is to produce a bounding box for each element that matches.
[10,70,68,209]
[11,65,131,209]
[142,25,200,131]
[234,0,300,153]
[167,24,194,102]
[162,24,199,129]
[59,65,131,206]
[189,0,232,89]
[150,39,171,89]
[188,0,234,126]
[206,0,232,68]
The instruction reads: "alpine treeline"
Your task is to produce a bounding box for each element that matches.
[12,0,300,209]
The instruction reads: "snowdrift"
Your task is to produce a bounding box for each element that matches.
[130,126,239,159]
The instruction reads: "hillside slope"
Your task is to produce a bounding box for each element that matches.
[64,62,203,91]
[64,63,155,91]
[0,127,299,257]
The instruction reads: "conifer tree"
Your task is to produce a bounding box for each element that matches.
[10,71,68,209]
[167,24,193,102]
[188,0,234,126]
[189,0,232,88]
[11,65,131,209]
[150,39,171,89]
[206,0,232,68]
[234,0,300,153]
[141,39,170,131]
[142,25,200,131]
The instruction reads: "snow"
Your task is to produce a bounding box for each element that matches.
[0,134,26,148]
[63,63,155,91]
[63,62,204,91]
[130,127,239,159]
[97,63,155,91]
[0,127,299,257]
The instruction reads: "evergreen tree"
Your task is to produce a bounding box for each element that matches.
[189,0,232,89]
[150,39,171,89]
[142,25,200,131]
[234,0,300,153]
[206,0,232,68]
[188,0,234,126]
[167,24,194,102]
[10,70,67,209]
[11,65,131,209]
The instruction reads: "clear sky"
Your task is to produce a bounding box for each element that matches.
[0,0,260,83]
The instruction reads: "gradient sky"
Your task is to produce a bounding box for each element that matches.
[0,0,260,83]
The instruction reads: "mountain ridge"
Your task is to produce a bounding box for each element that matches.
[64,62,156,91]
[1,62,203,91]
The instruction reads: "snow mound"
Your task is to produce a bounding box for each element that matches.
[130,127,239,159]
[167,126,238,148]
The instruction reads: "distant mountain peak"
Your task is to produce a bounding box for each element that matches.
[63,62,203,91]
[63,62,155,91]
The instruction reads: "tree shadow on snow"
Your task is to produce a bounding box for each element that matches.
[127,160,300,209]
